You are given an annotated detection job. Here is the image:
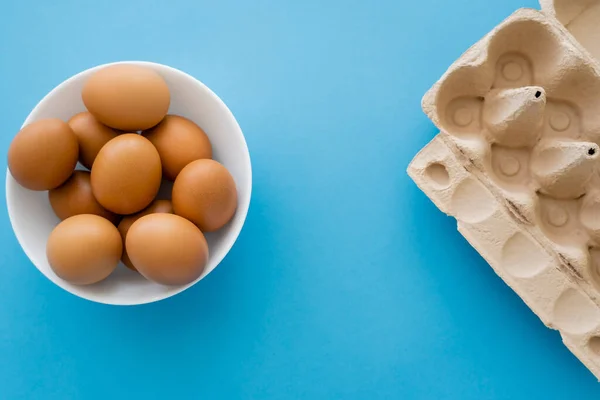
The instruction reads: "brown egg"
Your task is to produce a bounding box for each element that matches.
[117,200,173,270]
[82,64,170,131]
[126,213,208,285]
[49,171,119,223]
[172,159,237,232]
[143,115,212,180]
[68,112,119,169]
[91,134,162,215]
[8,119,78,190]
[47,214,122,285]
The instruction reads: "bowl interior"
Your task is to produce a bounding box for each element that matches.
[6,61,252,305]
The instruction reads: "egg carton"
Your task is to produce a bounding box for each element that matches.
[408,8,600,380]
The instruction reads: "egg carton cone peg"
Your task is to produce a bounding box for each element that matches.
[483,86,546,148]
[531,140,599,199]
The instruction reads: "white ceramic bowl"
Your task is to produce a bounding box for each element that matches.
[6,61,252,305]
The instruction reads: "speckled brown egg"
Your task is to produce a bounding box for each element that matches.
[8,118,78,190]
[172,159,237,232]
[49,170,119,224]
[68,112,119,169]
[82,64,170,131]
[47,214,122,285]
[126,213,208,286]
[117,199,173,270]
[91,134,162,215]
[143,115,212,180]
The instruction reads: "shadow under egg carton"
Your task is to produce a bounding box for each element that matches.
[410,8,600,380]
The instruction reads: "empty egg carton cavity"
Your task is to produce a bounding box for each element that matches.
[425,162,450,189]
[544,100,581,139]
[553,287,600,334]
[445,97,483,140]
[589,335,600,355]
[490,145,530,189]
[495,53,534,88]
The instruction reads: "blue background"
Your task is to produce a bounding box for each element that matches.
[1,0,598,398]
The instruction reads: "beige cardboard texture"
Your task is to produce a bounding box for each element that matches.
[541,0,600,61]
[409,8,600,380]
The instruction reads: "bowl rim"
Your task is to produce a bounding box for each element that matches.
[5,60,253,306]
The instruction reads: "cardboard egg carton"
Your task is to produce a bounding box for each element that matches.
[408,8,600,380]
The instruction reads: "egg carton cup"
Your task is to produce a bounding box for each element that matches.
[408,8,600,380]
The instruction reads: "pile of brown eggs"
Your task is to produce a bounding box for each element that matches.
[8,65,238,287]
